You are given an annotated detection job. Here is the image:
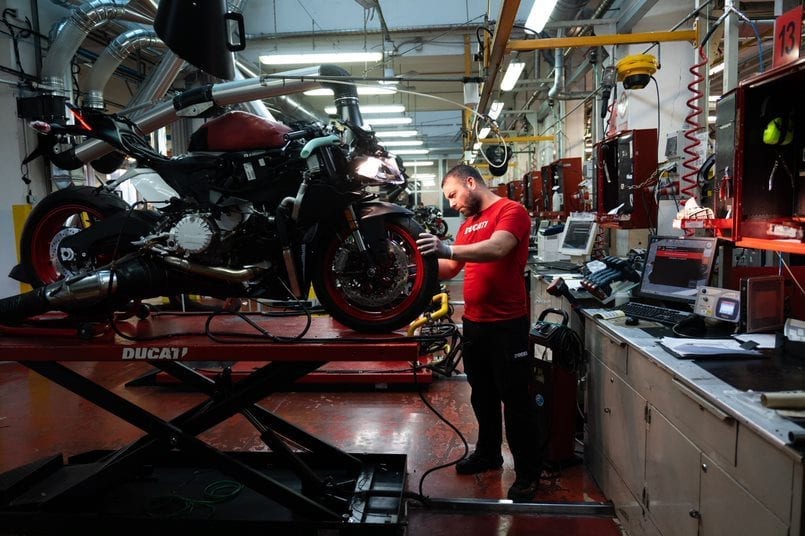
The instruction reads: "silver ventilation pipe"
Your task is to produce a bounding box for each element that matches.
[233,66,276,120]
[72,65,327,165]
[84,28,163,109]
[547,29,565,100]
[41,0,154,96]
[123,51,185,114]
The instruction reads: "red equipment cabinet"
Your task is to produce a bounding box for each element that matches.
[720,57,805,254]
[594,128,658,228]
[539,157,584,218]
[522,170,543,214]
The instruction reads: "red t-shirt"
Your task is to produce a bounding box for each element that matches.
[455,198,531,322]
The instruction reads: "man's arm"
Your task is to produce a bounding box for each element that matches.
[451,229,518,262]
[429,229,518,279]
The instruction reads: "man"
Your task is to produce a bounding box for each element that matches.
[416,164,544,502]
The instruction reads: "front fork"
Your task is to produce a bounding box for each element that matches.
[343,206,368,253]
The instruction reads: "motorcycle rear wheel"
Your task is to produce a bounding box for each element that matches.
[18,186,130,286]
[313,215,439,333]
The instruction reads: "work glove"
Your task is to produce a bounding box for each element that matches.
[416,232,453,258]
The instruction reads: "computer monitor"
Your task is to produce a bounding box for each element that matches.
[636,235,718,304]
[558,215,598,259]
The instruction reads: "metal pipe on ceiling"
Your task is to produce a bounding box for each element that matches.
[42,0,154,96]
[84,28,163,109]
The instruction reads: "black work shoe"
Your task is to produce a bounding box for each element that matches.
[507,477,539,502]
[455,452,504,475]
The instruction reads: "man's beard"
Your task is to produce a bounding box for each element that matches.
[464,192,482,216]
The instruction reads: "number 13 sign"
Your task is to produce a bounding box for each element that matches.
[774,4,803,69]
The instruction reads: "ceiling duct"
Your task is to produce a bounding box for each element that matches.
[84,28,163,109]
[42,0,154,96]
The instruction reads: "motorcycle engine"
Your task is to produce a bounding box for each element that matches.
[167,214,216,254]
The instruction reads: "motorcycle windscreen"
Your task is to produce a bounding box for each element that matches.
[154,0,243,80]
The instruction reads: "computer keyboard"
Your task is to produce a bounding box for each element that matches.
[617,302,695,326]
[534,260,582,273]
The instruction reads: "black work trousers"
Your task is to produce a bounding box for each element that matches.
[461,315,545,481]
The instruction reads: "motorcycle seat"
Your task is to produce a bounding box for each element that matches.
[188,111,292,152]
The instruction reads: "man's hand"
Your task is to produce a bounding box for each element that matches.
[416,232,453,258]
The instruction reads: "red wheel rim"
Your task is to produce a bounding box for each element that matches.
[29,204,107,284]
[322,221,427,323]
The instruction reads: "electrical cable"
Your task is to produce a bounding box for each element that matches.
[411,362,470,499]
[680,45,708,225]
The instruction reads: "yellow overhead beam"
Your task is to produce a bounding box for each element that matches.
[476,161,519,168]
[478,135,554,143]
[508,29,698,52]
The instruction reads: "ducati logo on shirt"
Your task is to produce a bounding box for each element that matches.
[464,220,489,234]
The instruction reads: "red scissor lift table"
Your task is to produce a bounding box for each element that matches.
[0,312,426,535]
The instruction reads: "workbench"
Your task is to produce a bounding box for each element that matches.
[583,313,805,536]
[0,312,429,535]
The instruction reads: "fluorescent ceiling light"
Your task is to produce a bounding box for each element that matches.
[478,127,491,139]
[374,130,418,138]
[260,51,382,65]
[363,117,413,126]
[500,61,525,92]
[411,173,436,180]
[710,63,725,75]
[304,86,396,96]
[391,148,429,155]
[325,104,405,114]
[525,0,558,33]
[381,140,424,147]
[489,101,504,120]
[708,115,717,124]
[407,160,434,166]
[708,95,720,102]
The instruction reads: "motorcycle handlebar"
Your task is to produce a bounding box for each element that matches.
[284,126,322,142]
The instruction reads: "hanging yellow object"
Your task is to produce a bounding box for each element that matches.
[616,54,658,89]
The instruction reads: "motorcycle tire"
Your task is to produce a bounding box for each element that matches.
[313,215,439,333]
[17,186,130,287]
[430,218,449,239]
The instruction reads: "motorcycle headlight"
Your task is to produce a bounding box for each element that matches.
[350,155,405,185]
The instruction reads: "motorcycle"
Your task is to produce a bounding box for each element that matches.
[413,205,449,239]
[0,71,439,333]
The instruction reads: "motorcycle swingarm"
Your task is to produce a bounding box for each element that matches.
[59,210,161,256]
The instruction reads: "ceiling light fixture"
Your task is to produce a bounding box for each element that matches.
[373,130,418,138]
[380,140,424,147]
[363,117,413,126]
[259,51,382,65]
[325,104,404,115]
[390,148,429,155]
[500,60,525,92]
[489,101,504,120]
[305,86,397,96]
[407,160,434,167]
[411,173,436,180]
[525,0,559,33]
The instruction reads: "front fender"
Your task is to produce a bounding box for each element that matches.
[356,200,413,221]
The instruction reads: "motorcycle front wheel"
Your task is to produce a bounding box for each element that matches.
[313,215,439,333]
[17,186,130,286]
